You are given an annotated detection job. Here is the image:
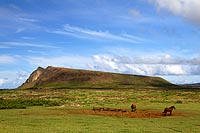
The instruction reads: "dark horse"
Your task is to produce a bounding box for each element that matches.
[162,106,176,116]
[131,104,136,112]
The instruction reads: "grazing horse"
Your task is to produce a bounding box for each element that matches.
[162,106,176,116]
[131,104,136,112]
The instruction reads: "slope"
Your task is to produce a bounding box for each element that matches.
[18,66,176,89]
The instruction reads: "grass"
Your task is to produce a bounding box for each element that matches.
[0,88,199,132]
[0,104,199,133]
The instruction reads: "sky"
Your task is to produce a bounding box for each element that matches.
[0,0,200,89]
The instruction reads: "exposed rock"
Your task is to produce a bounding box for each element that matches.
[25,67,45,83]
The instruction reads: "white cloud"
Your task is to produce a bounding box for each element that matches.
[26,55,93,69]
[0,6,43,34]
[0,42,58,48]
[129,9,142,18]
[0,55,16,64]
[15,71,29,82]
[50,24,147,43]
[0,79,6,86]
[22,37,35,40]
[0,71,29,89]
[93,54,200,65]
[18,17,39,23]
[16,28,25,33]
[91,54,200,75]
[151,0,200,26]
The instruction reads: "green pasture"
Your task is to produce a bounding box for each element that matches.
[0,88,199,133]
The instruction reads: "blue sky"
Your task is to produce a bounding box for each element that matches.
[0,0,200,88]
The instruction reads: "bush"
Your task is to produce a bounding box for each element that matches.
[0,98,59,109]
[0,98,26,109]
[175,100,183,104]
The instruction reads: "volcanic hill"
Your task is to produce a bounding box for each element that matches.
[18,66,175,89]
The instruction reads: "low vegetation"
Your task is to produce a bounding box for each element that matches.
[0,98,59,109]
[0,87,199,132]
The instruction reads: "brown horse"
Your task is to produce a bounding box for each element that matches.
[162,106,176,116]
[131,104,136,112]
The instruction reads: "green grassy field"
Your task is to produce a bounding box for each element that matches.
[0,88,199,132]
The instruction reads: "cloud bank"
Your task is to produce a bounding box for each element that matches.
[151,0,200,26]
[91,54,200,75]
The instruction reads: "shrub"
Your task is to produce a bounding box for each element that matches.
[175,100,183,104]
[0,98,59,109]
[0,98,26,109]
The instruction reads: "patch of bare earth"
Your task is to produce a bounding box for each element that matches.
[70,109,183,118]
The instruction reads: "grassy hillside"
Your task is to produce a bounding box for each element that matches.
[18,66,176,89]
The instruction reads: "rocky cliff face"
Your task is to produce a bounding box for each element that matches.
[25,67,45,83]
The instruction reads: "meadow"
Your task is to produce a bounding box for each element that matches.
[0,88,199,132]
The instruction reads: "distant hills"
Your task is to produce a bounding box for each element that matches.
[181,83,200,88]
[18,66,177,89]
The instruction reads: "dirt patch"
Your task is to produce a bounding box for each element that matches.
[69,109,183,118]
[95,95,130,99]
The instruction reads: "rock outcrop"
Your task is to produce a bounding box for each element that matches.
[25,67,45,83]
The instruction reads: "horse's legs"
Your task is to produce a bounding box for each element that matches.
[163,112,167,116]
[170,111,172,115]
